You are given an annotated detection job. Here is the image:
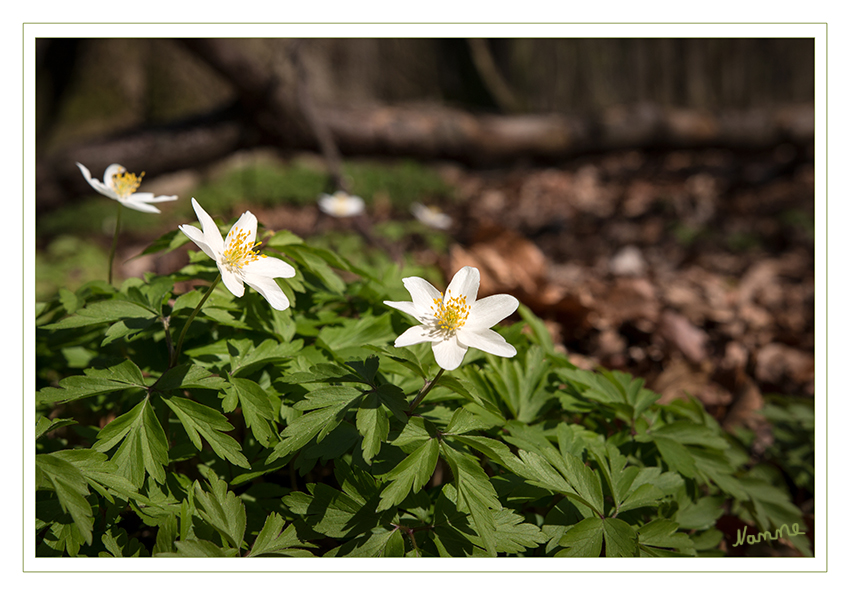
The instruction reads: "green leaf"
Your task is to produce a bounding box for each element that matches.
[152,364,228,393]
[248,512,315,557]
[376,438,439,512]
[317,312,396,352]
[93,398,169,487]
[48,448,147,505]
[168,538,239,557]
[328,528,405,557]
[650,420,730,451]
[37,359,147,405]
[36,416,76,440]
[557,518,603,557]
[370,345,428,379]
[40,299,156,330]
[490,509,548,554]
[164,396,250,469]
[356,391,390,464]
[225,377,277,447]
[441,442,502,556]
[277,243,346,294]
[638,519,696,556]
[35,454,93,545]
[675,495,725,531]
[267,386,362,463]
[601,517,638,557]
[100,527,148,557]
[652,436,697,478]
[227,338,301,377]
[193,473,247,552]
[283,482,380,540]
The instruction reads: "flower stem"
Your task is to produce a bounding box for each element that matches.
[107,203,122,285]
[408,368,445,414]
[171,275,221,367]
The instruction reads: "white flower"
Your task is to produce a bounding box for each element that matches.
[318,191,365,217]
[411,202,452,230]
[76,162,178,214]
[179,198,296,311]
[383,266,518,371]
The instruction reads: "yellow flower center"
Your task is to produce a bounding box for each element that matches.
[431,290,470,333]
[221,227,267,271]
[111,169,144,198]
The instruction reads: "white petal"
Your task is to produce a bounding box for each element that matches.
[431,336,468,371]
[226,211,258,245]
[445,266,480,305]
[394,325,435,347]
[384,300,424,321]
[244,275,291,311]
[466,294,519,330]
[120,198,162,214]
[243,256,296,279]
[456,328,517,358]
[179,224,218,260]
[103,164,126,192]
[77,162,117,198]
[131,192,178,204]
[190,198,224,256]
[219,267,245,297]
[402,276,443,313]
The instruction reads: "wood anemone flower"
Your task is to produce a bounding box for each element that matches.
[317,191,366,217]
[179,198,296,311]
[411,202,452,230]
[384,266,519,371]
[76,162,178,214]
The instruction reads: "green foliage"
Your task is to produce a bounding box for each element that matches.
[34,224,813,558]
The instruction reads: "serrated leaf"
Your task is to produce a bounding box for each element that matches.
[49,448,147,505]
[328,528,404,557]
[37,359,147,405]
[557,518,603,557]
[376,438,439,512]
[490,509,548,554]
[602,517,638,557]
[35,416,77,440]
[356,391,389,463]
[100,527,148,557]
[651,420,729,451]
[168,538,239,557]
[227,337,302,377]
[268,386,362,463]
[35,453,93,546]
[93,398,169,487]
[226,377,277,447]
[370,345,427,379]
[193,474,247,552]
[248,512,315,557]
[152,364,227,393]
[653,436,697,478]
[441,442,501,556]
[164,396,250,468]
[40,299,156,330]
[637,519,695,556]
[317,312,395,352]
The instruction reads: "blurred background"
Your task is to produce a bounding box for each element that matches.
[35,38,815,552]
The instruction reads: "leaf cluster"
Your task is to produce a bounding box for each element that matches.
[35,227,812,558]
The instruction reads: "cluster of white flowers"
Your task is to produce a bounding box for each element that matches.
[77,162,516,369]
